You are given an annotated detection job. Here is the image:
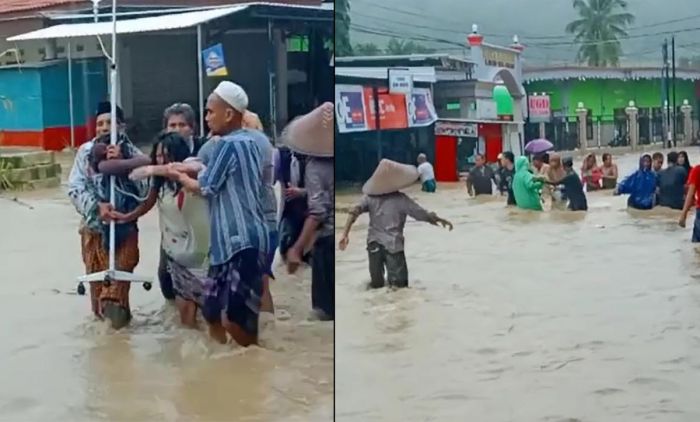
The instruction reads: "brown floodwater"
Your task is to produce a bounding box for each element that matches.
[336,150,700,421]
[0,152,332,421]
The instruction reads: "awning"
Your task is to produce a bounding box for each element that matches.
[335,66,437,83]
[7,3,328,41]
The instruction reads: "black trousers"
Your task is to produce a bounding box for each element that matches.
[158,245,176,300]
[311,235,334,319]
[367,242,409,288]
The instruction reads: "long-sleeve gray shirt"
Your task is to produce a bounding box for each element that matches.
[349,192,434,253]
[306,157,334,238]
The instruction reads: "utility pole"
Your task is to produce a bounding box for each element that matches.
[672,35,677,146]
[662,39,671,148]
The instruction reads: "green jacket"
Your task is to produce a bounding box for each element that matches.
[512,156,544,210]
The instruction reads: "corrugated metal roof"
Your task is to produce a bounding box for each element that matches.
[8,5,247,40]
[0,0,80,15]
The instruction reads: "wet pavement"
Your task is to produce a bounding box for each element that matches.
[336,150,700,422]
[0,152,333,422]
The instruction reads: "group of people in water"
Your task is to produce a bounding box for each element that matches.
[67,81,334,347]
[339,147,700,289]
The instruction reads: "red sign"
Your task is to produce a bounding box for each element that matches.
[363,87,409,130]
[528,95,551,123]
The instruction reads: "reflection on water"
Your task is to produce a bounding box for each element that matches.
[336,151,700,421]
[0,173,332,422]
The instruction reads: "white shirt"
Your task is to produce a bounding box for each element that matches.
[417,162,435,183]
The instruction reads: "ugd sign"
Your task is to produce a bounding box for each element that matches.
[388,68,413,95]
[528,94,551,123]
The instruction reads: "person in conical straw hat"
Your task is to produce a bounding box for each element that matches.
[338,159,453,289]
[283,102,335,321]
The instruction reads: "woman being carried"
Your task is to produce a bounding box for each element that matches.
[581,153,603,191]
[117,132,210,328]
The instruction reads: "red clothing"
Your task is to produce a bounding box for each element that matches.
[688,166,700,208]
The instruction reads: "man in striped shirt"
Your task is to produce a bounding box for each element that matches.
[173,81,268,346]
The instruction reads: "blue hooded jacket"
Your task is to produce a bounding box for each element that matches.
[616,154,657,210]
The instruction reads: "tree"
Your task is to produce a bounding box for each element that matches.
[565,0,635,67]
[336,0,352,56]
[353,42,383,56]
[385,38,436,55]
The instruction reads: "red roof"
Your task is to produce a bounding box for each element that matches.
[0,0,83,15]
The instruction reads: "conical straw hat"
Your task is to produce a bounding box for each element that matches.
[362,159,420,195]
[281,102,334,157]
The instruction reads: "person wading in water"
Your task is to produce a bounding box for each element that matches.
[67,102,150,329]
[339,159,453,289]
[167,81,269,347]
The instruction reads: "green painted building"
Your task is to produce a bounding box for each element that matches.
[523,66,700,149]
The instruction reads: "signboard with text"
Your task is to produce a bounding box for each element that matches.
[482,46,516,69]
[335,84,368,133]
[528,94,551,123]
[362,87,409,130]
[202,43,228,77]
[407,88,437,127]
[388,68,413,95]
[435,120,479,137]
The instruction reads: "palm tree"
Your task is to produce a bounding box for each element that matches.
[565,0,635,67]
[336,0,352,56]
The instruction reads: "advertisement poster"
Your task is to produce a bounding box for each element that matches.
[362,87,409,130]
[335,84,368,133]
[202,43,228,77]
[528,95,551,123]
[407,88,437,127]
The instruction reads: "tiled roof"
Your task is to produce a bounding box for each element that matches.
[0,0,82,15]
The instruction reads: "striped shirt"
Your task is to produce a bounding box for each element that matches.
[198,131,269,266]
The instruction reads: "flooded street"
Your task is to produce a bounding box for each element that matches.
[336,150,700,421]
[0,153,333,422]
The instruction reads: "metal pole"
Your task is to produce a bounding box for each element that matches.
[672,35,677,146]
[664,39,671,148]
[67,41,75,149]
[108,0,117,272]
[373,85,382,162]
[197,24,204,138]
[267,19,277,139]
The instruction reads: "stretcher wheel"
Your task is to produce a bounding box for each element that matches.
[77,282,86,296]
[143,282,152,291]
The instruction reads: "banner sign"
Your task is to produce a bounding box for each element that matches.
[528,94,551,123]
[435,120,479,137]
[362,87,408,130]
[407,88,437,127]
[203,43,228,77]
[335,84,368,133]
[334,85,437,133]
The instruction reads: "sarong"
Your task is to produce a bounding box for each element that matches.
[80,227,139,318]
[166,255,205,306]
[201,248,265,336]
[422,179,437,193]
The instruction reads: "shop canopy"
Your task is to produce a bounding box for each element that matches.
[7,3,328,41]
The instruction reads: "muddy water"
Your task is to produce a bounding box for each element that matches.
[0,153,332,421]
[336,151,700,421]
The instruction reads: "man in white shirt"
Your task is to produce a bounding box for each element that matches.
[417,153,436,192]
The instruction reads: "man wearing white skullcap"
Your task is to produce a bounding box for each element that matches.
[169,81,271,347]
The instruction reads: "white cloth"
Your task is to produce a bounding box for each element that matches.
[417,162,435,183]
[158,187,210,273]
[213,81,248,112]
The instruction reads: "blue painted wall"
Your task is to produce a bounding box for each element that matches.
[0,59,107,132]
[0,69,43,130]
[41,59,107,128]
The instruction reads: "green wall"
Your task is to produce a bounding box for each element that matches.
[525,78,696,122]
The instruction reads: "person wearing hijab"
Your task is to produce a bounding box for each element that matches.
[168,81,269,347]
[581,153,602,191]
[339,159,453,289]
[679,150,692,176]
[544,156,588,211]
[544,152,566,207]
[614,154,657,210]
[67,101,149,329]
[512,156,545,211]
